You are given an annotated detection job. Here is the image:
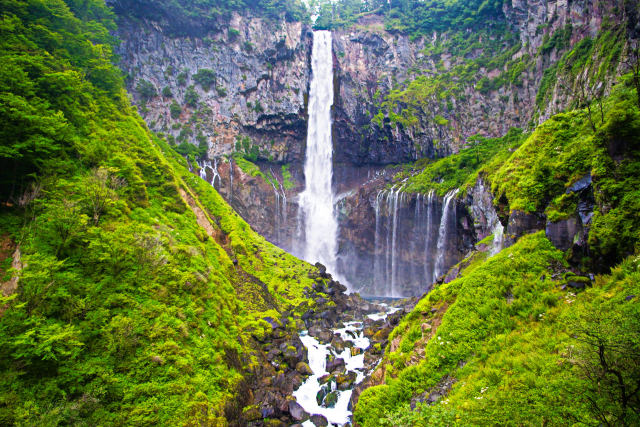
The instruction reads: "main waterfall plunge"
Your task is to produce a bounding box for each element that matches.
[194,31,504,299]
[296,31,343,282]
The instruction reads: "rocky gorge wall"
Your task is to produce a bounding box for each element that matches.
[116,13,312,162]
[331,0,629,166]
[112,0,628,297]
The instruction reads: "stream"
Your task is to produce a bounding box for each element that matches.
[293,305,400,426]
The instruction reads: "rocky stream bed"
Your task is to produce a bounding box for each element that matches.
[244,264,413,427]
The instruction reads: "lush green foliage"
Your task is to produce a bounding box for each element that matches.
[401,77,640,269]
[355,233,640,426]
[0,1,318,424]
[491,78,640,266]
[401,128,526,196]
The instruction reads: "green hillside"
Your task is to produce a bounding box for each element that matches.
[0,0,317,424]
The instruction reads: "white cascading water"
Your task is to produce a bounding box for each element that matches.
[434,189,459,281]
[298,31,341,277]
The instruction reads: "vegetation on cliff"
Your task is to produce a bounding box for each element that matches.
[0,0,318,424]
[399,76,640,271]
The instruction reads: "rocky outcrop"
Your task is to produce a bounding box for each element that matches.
[115,13,312,162]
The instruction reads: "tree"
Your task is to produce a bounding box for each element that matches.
[185,85,199,107]
[83,167,124,225]
[193,69,216,91]
[570,308,640,426]
[135,79,156,101]
[622,40,640,109]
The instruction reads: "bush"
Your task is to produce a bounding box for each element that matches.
[193,69,216,91]
[170,101,182,119]
[185,86,199,108]
[136,79,156,101]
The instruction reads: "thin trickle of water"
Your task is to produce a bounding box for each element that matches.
[372,191,384,295]
[228,157,234,201]
[269,168,288,246]
[298,31,341,279]
[434,189,459,281]
[198,158,220,188]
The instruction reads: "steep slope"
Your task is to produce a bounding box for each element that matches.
[0,1,324,424]
[355,233,640,425]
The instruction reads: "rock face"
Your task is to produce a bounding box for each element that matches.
[115,13,312,162]
[331,2,625,165]
[336,176,504,297]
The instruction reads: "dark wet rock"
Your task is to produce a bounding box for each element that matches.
[310,413,328,426]
[326,356,346,374]
[315,262,327,275]
[324,390,339,408]
[566,174,592,193]
[505,210,545,244]
[331,334,348,352]
[309,326,333,343]
[336,371,357,391]
[296,361,313,375]
[546,216,583,252]
[568,281,587,289]
[410,375,456,409]
[288,401,309,422]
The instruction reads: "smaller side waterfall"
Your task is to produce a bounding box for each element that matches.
[269,168,288,247]
[433,189,459,281]
[423,190,436,282]
[198,158,221,188]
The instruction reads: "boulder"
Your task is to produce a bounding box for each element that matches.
[324,390,339,408]
[288,401,309,422]
[326,357,345,374]
[309,326,333,343]
[336,371,357,390]
[310,413,328,426]
[296,361,313,375]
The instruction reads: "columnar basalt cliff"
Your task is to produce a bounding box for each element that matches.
[335,173,509,296]
[116,13,312,162]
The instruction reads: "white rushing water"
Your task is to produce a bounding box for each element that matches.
[294,307,399,426]
[433,189,459,281]
[298,30,341,278]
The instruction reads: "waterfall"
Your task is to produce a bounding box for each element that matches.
[269,168,288,247]
[298,31,341,278]
[490,223,504,256]
[424,190,435,282]
[389,189,403,297]
[433,189,458,281]
[226,156,234,202]
[373,191,383,295]
[198,158,220,188]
